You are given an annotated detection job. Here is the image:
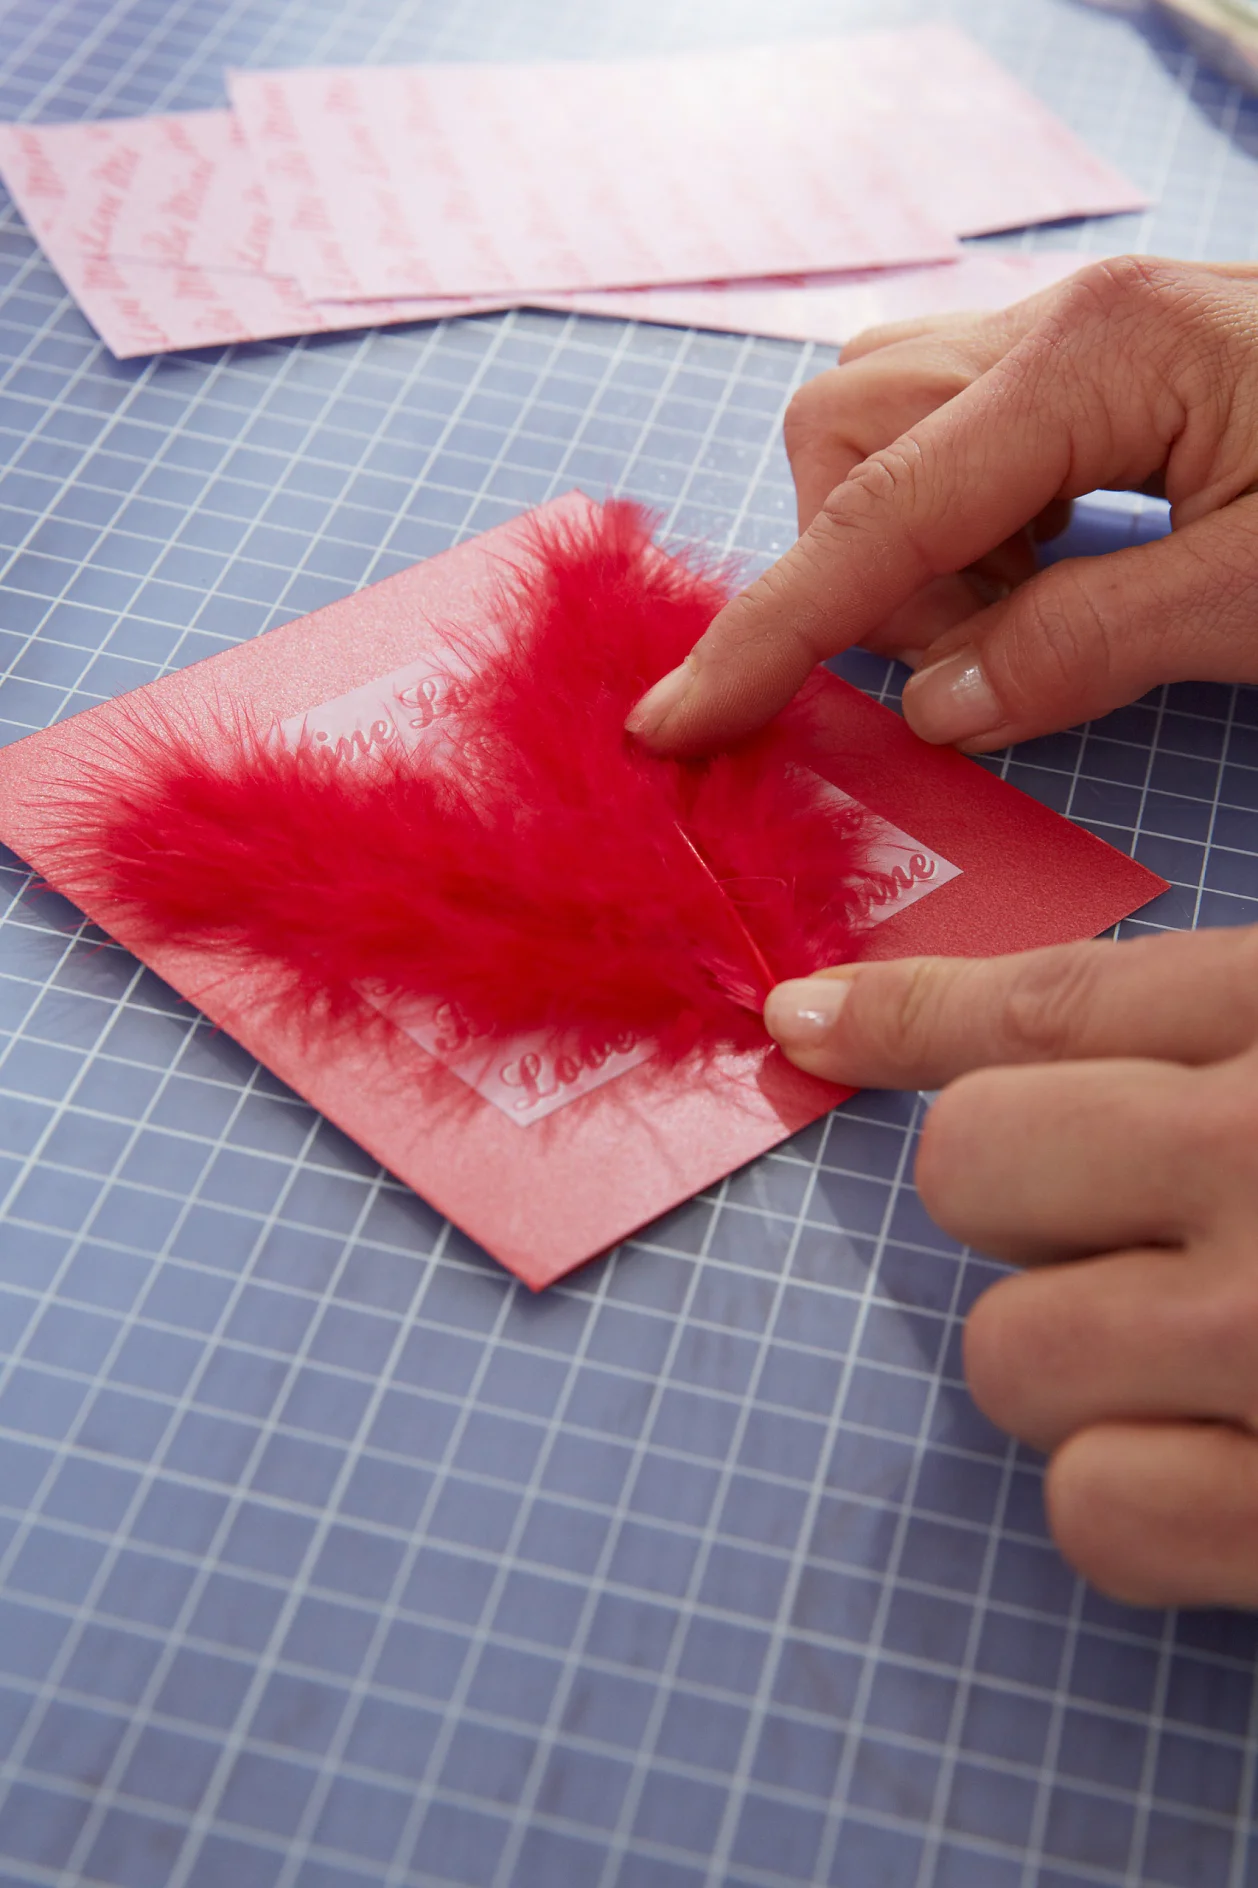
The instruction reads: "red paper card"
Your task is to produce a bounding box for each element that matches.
[0,496,1165,1287]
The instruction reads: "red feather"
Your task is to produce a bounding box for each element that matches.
[51,501,877,1058]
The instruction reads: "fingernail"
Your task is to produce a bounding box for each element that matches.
[903,648,1002,745]
[625,657,695,740]
[764,976,852,1050]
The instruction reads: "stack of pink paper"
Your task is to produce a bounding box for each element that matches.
[0,26,1145,360]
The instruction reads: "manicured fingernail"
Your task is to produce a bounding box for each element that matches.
[764,976,852,1049]
[903,649,1002,745]
[625,657,695,739]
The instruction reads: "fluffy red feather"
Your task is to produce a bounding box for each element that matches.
[52,501,877,1057]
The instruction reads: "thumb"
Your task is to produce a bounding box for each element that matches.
[901,497,1258,751]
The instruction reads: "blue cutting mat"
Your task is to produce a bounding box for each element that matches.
[3,1,1258,1884]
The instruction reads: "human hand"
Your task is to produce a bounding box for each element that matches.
[627,257,1258,756]
[764,925,1258,1609]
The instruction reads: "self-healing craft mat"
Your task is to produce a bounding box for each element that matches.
[1,1,1255,1881]
[0,494,1164,1286]
[227,26,1143,303]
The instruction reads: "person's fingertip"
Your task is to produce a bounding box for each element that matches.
[903,648,1004,746]
[625,656,696,743]
[764,975,853,1054]
[956,730,1016,756]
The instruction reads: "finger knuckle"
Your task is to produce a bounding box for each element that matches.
[821,447,900,519]
[1007,568,1122,711]
[1167,520,1258,633]
[865,956,950,1070]
[996,944,1107,1063]
[1051,255,1186,336]
[1007,258,1228,464]
[818,438,937,576]
[1049,257,1244,437]
[934,324,1002,380]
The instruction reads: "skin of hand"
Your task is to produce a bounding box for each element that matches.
[763,927,1258,1610]
[625,254,1258,756]
[625,254,1258,1606]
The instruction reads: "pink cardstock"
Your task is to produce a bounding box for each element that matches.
[0,114,506,358]
[543,251,1095,349]
[226,43,958,303]
[0,494,1166,1287]
[807,25,1147,239]
[227,26,1142,304]
[0,110,1104,360]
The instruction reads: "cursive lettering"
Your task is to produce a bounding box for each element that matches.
[395,672,468,732]
[500,1032,640,1112]
[17,130,64,203]
[430,998,490,1057]
[852,852,938,920]
[313,718,393,764]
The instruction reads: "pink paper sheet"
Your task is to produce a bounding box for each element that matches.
[0,107,1114,360]
[0,494,1166,1285]
[815,26,1146,239]
[0,115,504,358]
[228,27,1143,304]
[227,42,958,302]
[544,251,1094,349]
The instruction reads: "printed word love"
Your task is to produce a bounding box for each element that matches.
[500,1032,642,1113]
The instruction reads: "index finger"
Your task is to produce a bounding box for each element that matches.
[626,259,1187,755]
[762,929,1258,1090]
